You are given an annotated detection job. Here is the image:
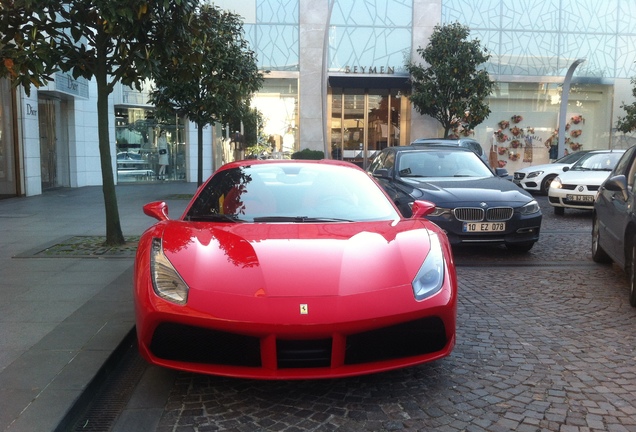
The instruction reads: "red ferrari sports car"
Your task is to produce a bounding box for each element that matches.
[134,159,457,379]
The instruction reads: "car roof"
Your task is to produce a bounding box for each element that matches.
[410,138,479,145]
[586,149,625,153]
[388,145,475,153]
[217,158,363,172]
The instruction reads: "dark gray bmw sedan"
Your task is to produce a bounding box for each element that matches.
[368,146,542,252]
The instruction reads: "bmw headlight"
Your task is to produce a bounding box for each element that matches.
[527,170,543,179]
[151,238,189,305]
[519,199,540,215]
[412,233,445,301]
[429,206,451,217]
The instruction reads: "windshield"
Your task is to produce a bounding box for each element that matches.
[555,151,587,164]
[186,163,399,223]
[397,150,493,178]
[570,152,622,171]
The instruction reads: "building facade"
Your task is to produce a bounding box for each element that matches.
[1,0,635,197]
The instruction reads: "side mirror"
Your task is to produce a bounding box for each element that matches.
[143,201,169,221]
[372,168,391,179]
[410,200,437,218]
[562,166,570,172]
[495,167,509,178]
[603,175,628,201]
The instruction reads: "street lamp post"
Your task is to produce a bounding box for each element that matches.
[558,58,585,158]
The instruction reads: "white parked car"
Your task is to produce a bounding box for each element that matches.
[548,149,625,215]
[513,151,590,195]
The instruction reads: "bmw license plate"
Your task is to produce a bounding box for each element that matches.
[566,194,593,202]
[463,222,506,232]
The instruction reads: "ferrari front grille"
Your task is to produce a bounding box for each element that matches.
[277,339,332,368]
[150,323,262,367]
[149,318,447,370]
[344,317,447,365]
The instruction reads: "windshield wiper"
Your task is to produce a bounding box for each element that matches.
[253,216,353,223]
[186,213,243,222]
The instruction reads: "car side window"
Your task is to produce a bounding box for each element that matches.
[368,151,385,172]
[470,142,484,157]
[625,149,636,189]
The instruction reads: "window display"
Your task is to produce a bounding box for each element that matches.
[115,107,186,182]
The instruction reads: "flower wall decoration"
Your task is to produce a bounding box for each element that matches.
[511,115,523,124]
[495,130,508,143]
[497,160,507,168]
[510,139,522,148]
[508,151,520,161]
[510,126,523,136]
[571,115,585,125]
[498,146,507,155]
[498,120,510,130]
[570,129,582,138]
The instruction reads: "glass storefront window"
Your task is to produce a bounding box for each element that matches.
[250,77,299,158]
[115,107,186,182]
[473,81,613,171]
[330,88,408,168]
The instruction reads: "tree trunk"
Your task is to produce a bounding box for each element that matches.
[96,54,125,245]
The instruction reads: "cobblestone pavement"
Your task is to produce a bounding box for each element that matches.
[154,197,636,432]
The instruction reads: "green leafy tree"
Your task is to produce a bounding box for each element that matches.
[0,0,196,245]
[406,22,495,138]
[149,4,262,185]
[616,77,636,133]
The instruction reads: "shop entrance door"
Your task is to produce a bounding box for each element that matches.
[0,80,18,198]
[330,88,407,168]
[39,99,58,190]
[38,97,70,190]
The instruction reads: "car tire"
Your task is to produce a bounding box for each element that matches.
[630,240,636,307]
[591,216,611,263]
[540,175,556,195]
[554,206,564,216]
[506,242,534,252]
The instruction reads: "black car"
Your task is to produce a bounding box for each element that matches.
[592,145,636,306]
[368,146,542,251]
[411,137,488,165]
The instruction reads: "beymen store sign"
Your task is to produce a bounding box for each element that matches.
[342,66,396,74]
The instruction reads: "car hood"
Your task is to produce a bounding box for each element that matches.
[515,163,569,174]
[400,176,533,207]
[160,220,434,298]
[557,170,612,185]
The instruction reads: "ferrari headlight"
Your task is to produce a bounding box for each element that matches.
[527,170,543,179]
[518,199,540,215]
[412,233,445,301]
[151,238,189,305]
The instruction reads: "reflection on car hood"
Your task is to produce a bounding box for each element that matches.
[160,220,433,298]
[556,170,612,185]
[515,163,570,174]
[401,176,533,206]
